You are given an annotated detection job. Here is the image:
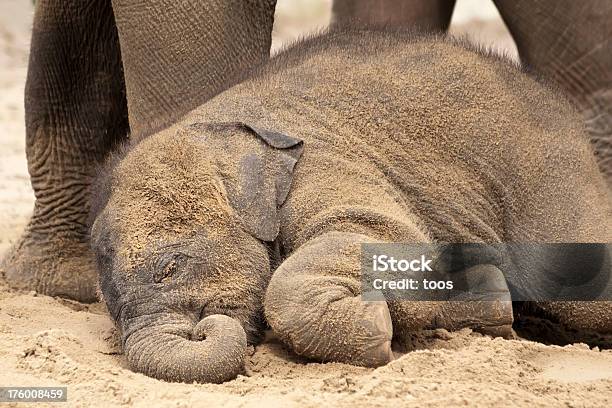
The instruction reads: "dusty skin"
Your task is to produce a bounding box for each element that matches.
[1,1,611,407]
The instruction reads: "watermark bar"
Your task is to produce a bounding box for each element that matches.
[0,387,67,403]
[361,243,611,301]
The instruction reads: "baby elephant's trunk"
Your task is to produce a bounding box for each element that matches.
[123,314,247,383]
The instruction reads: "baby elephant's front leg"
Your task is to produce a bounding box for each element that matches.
[264,231,394,367]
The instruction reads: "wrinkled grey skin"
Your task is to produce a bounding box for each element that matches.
[91,28,610,384]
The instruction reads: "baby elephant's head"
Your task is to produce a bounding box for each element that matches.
[90,122,302,383]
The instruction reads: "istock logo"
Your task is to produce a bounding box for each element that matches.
[372,254,433,272]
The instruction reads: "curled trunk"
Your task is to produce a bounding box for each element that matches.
[123,314,247,383]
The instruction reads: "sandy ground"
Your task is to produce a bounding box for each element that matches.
[0,1,610,407]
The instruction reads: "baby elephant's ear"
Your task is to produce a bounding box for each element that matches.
[227,123,303,242]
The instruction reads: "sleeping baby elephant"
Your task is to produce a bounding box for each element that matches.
[89,28,611,383]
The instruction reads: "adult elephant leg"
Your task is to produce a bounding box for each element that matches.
[494,0,612,184]
[2,0,129,302]
[110,0,277,138]
[331,0,456,31]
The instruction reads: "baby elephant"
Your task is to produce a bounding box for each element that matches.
[89,28,611,383]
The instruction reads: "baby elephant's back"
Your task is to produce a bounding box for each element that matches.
[190,30,605,217]
[253,31,600,196]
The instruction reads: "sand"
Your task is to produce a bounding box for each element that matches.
[0,1,610,407]
[1,290,611,407]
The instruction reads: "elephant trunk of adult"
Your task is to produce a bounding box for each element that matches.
[110,0,277,139]
[122,314,247,383]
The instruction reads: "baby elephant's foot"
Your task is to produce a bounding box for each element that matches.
[2,231,98,302]
[525,301,612,335]
[435,264,514,337]
[265,231,396,367]
[266,277,393,367]
[311,295,394,366]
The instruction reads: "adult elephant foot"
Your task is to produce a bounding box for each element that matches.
[2,226,98,302]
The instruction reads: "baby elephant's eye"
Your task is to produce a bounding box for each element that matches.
[153,253,188,284]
